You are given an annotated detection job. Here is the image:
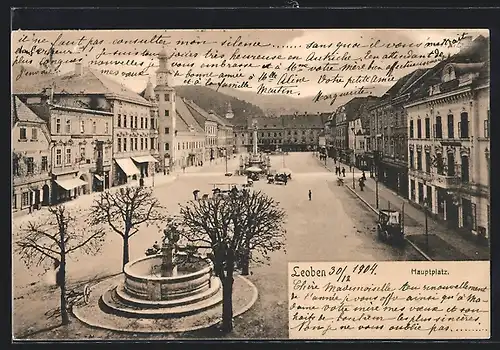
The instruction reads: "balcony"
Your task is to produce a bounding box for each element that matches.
[434,173,461,189]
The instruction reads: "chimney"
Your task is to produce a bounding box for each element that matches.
[75,63,83,76]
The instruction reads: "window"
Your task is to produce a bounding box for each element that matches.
[425,152,431,173]
[150,137,155,150]
[130,116,134,129]
[65,148,71,164]
[435,116,443,139]
[105,122,109,134]
[165,143,169,151]
[20,127,27,140]
[150,118,154,129]
[178,142,180,150]
[41,156,47,171]
[22,192,30,207]
[56,149,62,166]
[26,157,34,174]
[447,114,454,138]
[410,149,415,169]
[80,146,86,160]
[135,138,138,150]
[165,94,170,102]
[447,153,455,176]
[165,110,169,117]
[417,151,422,170]
[145,138,148,150]
[459,112,469,138]
[165,127,170,134]
[65,120,70,133]
[56,119,61,133]
[156,94,159,101]
[417,119,422,138]
[461,155,469,183]
[30,128,38,141]
[410,180,415,201]
[118,114,121,127]
[268,132,271,137]
[92,121,97,133]
[118,138,122,152]
[145,118,148,129]
[80,120,85,133]
[436,153,444,174]
[123,115,127,128]
[140,138,144,150]
[141,117,144,129]
[134,116,138,129]
[425,118,430,139]
[123,138,127,152]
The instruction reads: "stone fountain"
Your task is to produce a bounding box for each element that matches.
[100,219,222,318]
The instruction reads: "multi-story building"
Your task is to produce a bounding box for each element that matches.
[281,113,326,152]
[174,97,205,168]
[405,35,489,240]
[12,96,52,212]
[248,116,285,152]
[21,91,114,203]
[140,78,161,171]
[154,48,177,172]
[184,100,219,163]
[367,69,428,194]
[16,63,157,189]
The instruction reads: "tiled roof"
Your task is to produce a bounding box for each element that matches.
[12,97,47,125]
[281,114,325,128]
[15,66,151,106]
[175,97,205,134]
[183,99,218,127]
[249,116,284,129]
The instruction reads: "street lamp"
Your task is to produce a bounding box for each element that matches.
[375,150,380,209]
[424,196,429,252]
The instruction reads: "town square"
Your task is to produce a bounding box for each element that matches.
[11,28,490,340]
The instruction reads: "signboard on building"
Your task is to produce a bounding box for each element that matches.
[318,136,326,147]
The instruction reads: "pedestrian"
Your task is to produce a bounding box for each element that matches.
[342,167,346,177]
[362,171,366,181]
[193,190,199,201]
[308,190,312,201]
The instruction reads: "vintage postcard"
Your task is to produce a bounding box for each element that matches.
[11,28,490,340]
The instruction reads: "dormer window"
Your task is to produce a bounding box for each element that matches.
[442,65,456,82]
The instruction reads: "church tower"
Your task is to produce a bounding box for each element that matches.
[225,101,234,119]
[154,48,177,171]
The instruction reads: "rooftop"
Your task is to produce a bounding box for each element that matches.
[14,65,151,106]
[12,96,46,126]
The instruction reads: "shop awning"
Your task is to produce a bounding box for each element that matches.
[131,155,159,163]
[94,174,104,182]
[55,178,87,191]
[115,158,140,176]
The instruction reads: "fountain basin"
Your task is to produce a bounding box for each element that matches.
[100,254,223,318]
[123,254,214,301]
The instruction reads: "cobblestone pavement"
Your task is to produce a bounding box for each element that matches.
[318,155,490,261]
[12,152,424,339]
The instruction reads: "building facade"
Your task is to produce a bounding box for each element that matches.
[155,48,177,173]
[405,60,490,240]
[281,113,325,152]
[12,97,52,212]
[367,69,427,196]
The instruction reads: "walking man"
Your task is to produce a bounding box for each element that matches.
[342,167,346,177]
[308,189,312,201]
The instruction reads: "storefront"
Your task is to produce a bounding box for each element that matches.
[114,158,140,186]
[12,178,52,212]
[379,158,408,198]
[53,175,87,204]
[131,155,159,178]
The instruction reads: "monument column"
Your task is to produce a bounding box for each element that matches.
[252,119,258,155]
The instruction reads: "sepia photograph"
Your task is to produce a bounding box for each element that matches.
[11,27,490,340]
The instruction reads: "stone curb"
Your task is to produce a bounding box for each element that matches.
[72,274,258,335]
[344,185,433,262]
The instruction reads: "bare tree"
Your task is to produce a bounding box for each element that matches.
[15,205,106,325]
[89,186,167,269]
[178,191,286,333]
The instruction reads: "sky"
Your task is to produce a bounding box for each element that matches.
[11,29,489,97]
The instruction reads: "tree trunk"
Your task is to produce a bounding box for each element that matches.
[221,275,234,333]
[122,235,130,270]
[221,251,235,333]
[59,260,69,325]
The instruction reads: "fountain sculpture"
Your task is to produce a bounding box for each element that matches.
[100,218,222,318]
